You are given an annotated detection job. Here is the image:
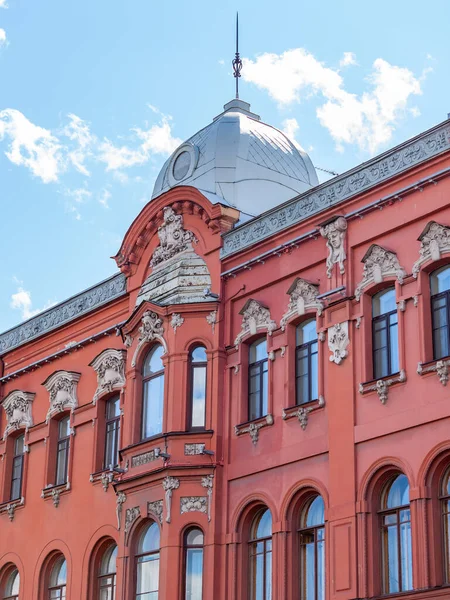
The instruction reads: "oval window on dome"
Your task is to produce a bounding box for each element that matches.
[173,151,191,181]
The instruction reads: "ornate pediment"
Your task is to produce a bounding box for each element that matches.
[234,299,277,348]
[280,278,323,330]
[320,216,347,278]
[413,221,450,277]
[150,207,198,269]
[2,390,34,439]
[355,244,406,300]
[89,348,126,404]
[131,310,166,367]
[43,371,80,421]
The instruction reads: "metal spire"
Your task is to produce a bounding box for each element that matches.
[232,12,242,99]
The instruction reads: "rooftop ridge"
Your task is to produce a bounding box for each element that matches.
[221,118,450,258]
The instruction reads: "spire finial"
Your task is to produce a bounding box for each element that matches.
[232,12,242,99]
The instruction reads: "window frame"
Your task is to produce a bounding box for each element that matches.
[372,288,399,380]
[187,346,208,431]
[182,527,205,600]
[430,265,450,360]
[103,395,121,470]
[134,521,161,600]
[47,556,67,600]
[298,496,325,600]
[2,567,20,600]
[141,345,165,441]
[55,417,70,487]
[248,338,269,422]
[9,435,24,502]
[248,509,272,600]
[295,319,319,405]
[97,542,117,600]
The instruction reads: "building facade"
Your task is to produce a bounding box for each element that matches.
[1,97,450,600]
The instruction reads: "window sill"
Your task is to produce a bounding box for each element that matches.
[282,396,325,430]
[41,482,70,507]
[0,497,24,522]
[234,414,273,446]
[89,469,118,492]
[359,369,406,404]
[418,357,450,386]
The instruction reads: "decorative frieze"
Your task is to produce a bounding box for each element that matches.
[417,359,450,386]
[124,506,141,536]
[201,475,213,522]
[150,206,198,269]
[147,500,163,525]
[413,221,450,277]
[131,310,165,367]
[2,390,34,440]
[170,313,184,333]
[162,476,179,524]
[320,217,347,278]
[235,414,274,445]
[235,300,276,348]
[355,245,406,300]
[282,396,325,430]
[131,449,161,467]
[359,370,406,404]
[89,348,126,404]
[43,371,80,421]
[184,443,206,455]
[328,322,349,365]
[280,278,323,330]
[180,496,207,516]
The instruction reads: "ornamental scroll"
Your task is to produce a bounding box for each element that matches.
[43,371,80,421]
[2,390,34,440]
[412,221,450,277]
[150,206,198,269]
[131,310,165,367]
[235,299,276,348]
[355,244,406,300]
[280,278,323,330]
[89,348,126,404]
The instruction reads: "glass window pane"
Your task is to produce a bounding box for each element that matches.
[139,523,160,554]
[191,347,207,362]
[191,366,206,428]
[143,345,164,377]
[185,547,203,600]
[58,418,70,439]
[5,568,20,596]
[374,348,388,380]
[383,524,399,593]
[296,320,317,345]
[14,435,24,455]
[186,528,204,546]
[104,420,119,469]
[106,396,120,419]
[137,555,160,594]
[317,538,325,600]
[400,520,412,590]
[310,349,318,401]
[373,288,396,316]
[304,496,325,528]
[262,367,268,416]
[389,322,399,374]
[385,475,409,509]
[100,544,118,575]
[56,441,69,485]
[301,534,315,600]
[142,375,164,438]
[249,339,267,364]
[431,266,450,295]
[255,509,272,539]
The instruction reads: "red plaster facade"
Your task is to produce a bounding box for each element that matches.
[2,116,450,600]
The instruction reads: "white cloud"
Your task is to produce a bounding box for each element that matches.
[10,281,56,321]
[0,109,63,182]
[0,1,7,8]
[243,49,423,153]
[99,188,111,208]
[340,52,357,67]
[62,114,95,176]
[0,29,6,47]
[282,117,300,142]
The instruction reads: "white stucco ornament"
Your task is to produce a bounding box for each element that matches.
[131,310,165,367]
[280,278,323,330]
[355,244,406,300]
[320,217,347,278]
[43,371,80,421]
[412,221,450,277]
[327,322,349,365]
[150,207,197,269]
[89,348,126,404]
[2,390,35,440]
[235,299,276,348]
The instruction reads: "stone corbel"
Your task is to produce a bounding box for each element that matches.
[0,497,24,522]
[206,311,217,334]
[162,476,180,524]
[2,390,35,440]
[320,216,347,278]
[354,244,406,301]
[280,278,323,330]
[282,396,325,430]
[359,370,406,404]
[43,371,81,422]
[116,492,126,530]
[89,348,126,404]
[170,313,184,333]
[201,475,213,522]
[234,414,274,445]
[41,482,71,507]
[131,310,165,367]
[417,359,450,386]
[327,322,349,365]
[234,299,276,348]
[413,221,450,277]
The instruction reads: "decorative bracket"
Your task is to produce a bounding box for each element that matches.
[417,359,450,386]
[282,396,325,430]
[359,370,406,404]
[235,414,274,445]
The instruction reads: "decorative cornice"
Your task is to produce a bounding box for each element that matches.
[221,120,450,258]
[89,348,126,404]
[2,390,34,440]
[234,299,276,348]
[355,244,406,300]
[0,273,126,355]
[280,278,323,330]
[43,370,80,421]
[413,221,450,277]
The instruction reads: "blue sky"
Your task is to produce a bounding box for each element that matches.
[0,0,449,333]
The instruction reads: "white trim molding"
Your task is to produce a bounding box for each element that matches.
[355,244,406,300]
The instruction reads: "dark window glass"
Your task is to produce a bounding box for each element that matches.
[48,557,67,600]
[249,509,272,600]
[372,288,399,379]
[3,567,20,600]
[184,528,204,600]
[248,339,268,421]
[55,417,70,486]
[299,496,325,600]
[136,522,160,599]
[10,435,24,501]
[98,544,117,600]
[296,320,318,405]
[380,474,412,594]
[189,347,207,429]
[104,396,120,469]
[142,346,165,439]
[431,266,450,359]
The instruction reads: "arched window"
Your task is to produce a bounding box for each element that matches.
[441,468,450,582]
[299,496,325,600]
[189,347,207,429]
[55,417,70,486]
[136,521,160,599]
[184,528,204,600]
[10,434,24,501]
[48,556,67,599]
[249,509,272,600]
[430,265,450,359]
[142,345,165,439]
[104,396,120,469]
[372,288,399,379]
[380,474,412,594]
[3,568,19,600]
[296,320,318,404]
[98,543,117,600]
[249,339,268,421]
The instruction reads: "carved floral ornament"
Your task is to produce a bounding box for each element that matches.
[89,348,126,404]
[354,244,406,301]
[131,310,166,367]
[150,206,198,269]
[43,371,80,422]
[234,299,277,348]
[327,322,349,365]
[280,278,323,330]
[412,221,450,277]
[320,216,347,278]
[2,390,34,440]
